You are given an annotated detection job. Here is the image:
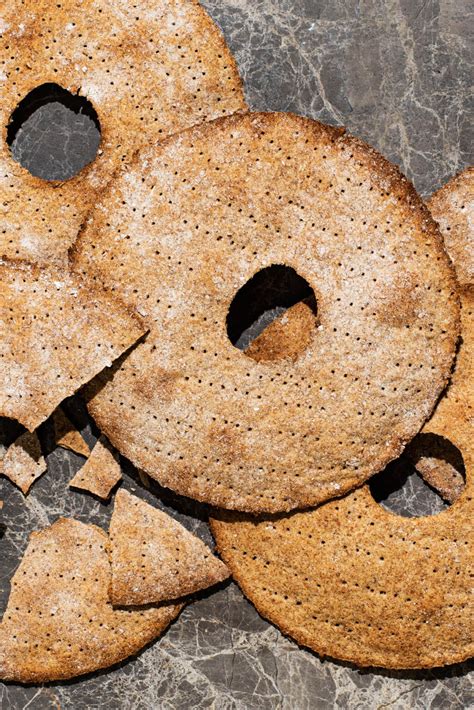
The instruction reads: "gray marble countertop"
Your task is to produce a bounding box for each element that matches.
[1,1,472,708]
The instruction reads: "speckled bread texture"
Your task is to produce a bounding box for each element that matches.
[0,0,246,265]
[0,517,181,682]
[109,490,229,606]
[427,167,473,287]
[69,435,121,500]
[72,111,459,513]
[0,259,145,431]
[0,430,46,494]
[209,283,473,669]
[245,300,317,363]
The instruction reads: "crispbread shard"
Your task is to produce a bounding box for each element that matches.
[428,167,473,287]
[69,435,121,500]
[0,517,182,682]
[72,111,459,512]
[0,260,146,431]
[52,407,90,458]
[109,489,229,606]
[0,430,46,494]
[0,0,246,264]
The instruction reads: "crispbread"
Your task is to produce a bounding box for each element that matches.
[69,435,121,500]
[0,0,245,264]
[209,224,474,670]
[0,517,181,682]
[0,430,46,494]
[109,490,229,606]
[72,111,459,512]
[0,260,145,431]
[52,406,90,458]
[427,168,473,287]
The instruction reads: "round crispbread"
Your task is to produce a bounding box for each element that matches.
[72,111,459,513]
[427,167,473,287]
[0,517,182,682]
[0,0,245,265]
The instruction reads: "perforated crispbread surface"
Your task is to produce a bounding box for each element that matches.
[0,517,182,682]
[0,260,145,431]
[109,490,229,606]
[427,168,473,287]
[210,290,474,669]
[72,111,459,513]
[0,0,245,265]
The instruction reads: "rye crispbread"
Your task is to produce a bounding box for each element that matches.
[0,260,145,431]
[52,406,90,458]
[109,490,229,606]
[0,430,45,494]
[72,112,459,512]
[0,0,245,265]
[0,518,181,682]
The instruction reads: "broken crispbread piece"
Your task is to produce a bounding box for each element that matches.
[109,490,229,606]
[0,430,46,494]
[69,435,121,500]
[245,299,317,363]
[0,518,182,682]
[52,407,90,458]
[0,260,146,432]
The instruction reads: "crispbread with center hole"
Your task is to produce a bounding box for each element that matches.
[72,111,459,513]
[0,0,245,265]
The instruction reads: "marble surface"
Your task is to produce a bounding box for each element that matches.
[1,0,473,708]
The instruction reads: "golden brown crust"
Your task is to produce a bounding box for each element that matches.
[0,430,46,494]
[72,111,459,512]
[0,259,146,431]
[428,168,473,287]
[69,435,121,500]
[109,490,229,606]
[0,517,182,682]
[0,0,246,265]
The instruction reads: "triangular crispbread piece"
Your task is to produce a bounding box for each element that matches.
[0,430,46,494]
[52,407,90,458]
[69,435,121,500]
[0,518,182,682]
[109,490,229,606]
[0,260,146,432]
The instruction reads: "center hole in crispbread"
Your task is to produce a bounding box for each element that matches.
[226,264,317,362]
[6,83,101,181]
[370,436,466,517]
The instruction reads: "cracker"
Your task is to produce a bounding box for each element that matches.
[404,433,466,504]
[72,112,459,512]
[0,430,46,494]
[427,167,473,287]
[0,518,182,682]
[0,0,245,265]
[209,283,474,670]
[0,260,145,431]
[109,490,229,606]
[69,435,121,500]
[52,406,90,458]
